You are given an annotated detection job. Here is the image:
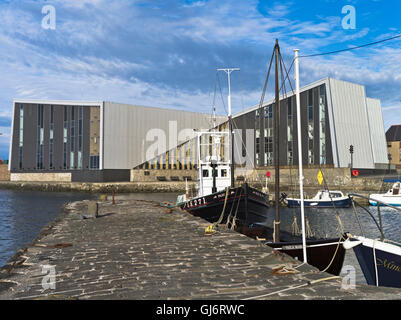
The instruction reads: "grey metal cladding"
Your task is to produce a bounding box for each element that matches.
[102,102,226,169]
[327,78,375,169]
[366,97,388,165]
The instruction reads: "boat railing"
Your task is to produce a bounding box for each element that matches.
[348,193,401,242]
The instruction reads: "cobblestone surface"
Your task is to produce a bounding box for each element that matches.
[0,199,400,300]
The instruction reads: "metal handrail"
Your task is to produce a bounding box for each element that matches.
[348,193,401,212]
[348,193,401,241]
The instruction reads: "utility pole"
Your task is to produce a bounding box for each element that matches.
[217,68,240,188]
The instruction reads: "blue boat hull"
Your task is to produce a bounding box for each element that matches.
[369,201,401,207]
[352,241,401,288]
[287,198,352,208]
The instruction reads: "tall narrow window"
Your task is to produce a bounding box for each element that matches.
[264,104,273,166]
[49,105,54,169]
[37,104,44,169]
[78,106,83,169]
[319,85,326,165]
[255,109,260,166]
[63,106,68,169]
[19,104,23,169]
[287,98,293,165]
[70,107,75,169]
[307,90,314,165]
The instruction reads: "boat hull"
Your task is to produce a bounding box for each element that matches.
[369,195,401,207]
[237,225,345,276]
[347,237,401,288]
[180,183,269,225]
[286,198,351,208]
[181,185,346,276]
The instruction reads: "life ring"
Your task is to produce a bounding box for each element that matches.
[352,170,359,177]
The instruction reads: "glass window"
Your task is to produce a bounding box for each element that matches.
[19,104,23,169]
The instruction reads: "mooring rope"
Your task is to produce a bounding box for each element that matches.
[320,235,345,274]
[242,276,341,300]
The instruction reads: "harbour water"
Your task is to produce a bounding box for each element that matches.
[0,191,179,268]
[0,190,97,268]
[1,190,400,286]
[265,205,401,284]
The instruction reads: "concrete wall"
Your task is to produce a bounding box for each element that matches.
[0,164,10,181]
[11,172,72,182]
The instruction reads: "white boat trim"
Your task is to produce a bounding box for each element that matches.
[272,241,343,251]
[352,236,401,255]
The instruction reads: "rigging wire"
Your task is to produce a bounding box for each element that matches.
[299,33,401,58]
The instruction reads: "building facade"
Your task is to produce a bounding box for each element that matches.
[9,100,224,182]
[136,78,388,175]
[386,125,401,169]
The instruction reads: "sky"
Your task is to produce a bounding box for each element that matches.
[0,0,401,159]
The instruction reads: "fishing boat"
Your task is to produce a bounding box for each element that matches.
[344,234,401,288]
[178,69,270,229]
[369,182,401,206]
[282,190,352,208]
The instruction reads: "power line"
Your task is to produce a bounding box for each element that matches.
[300,33,401,58]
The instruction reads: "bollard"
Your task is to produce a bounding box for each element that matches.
[112,191,115,205]
[85,201,99,219]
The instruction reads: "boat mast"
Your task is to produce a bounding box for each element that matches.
[217,68,240,188]
[294,49,308,264]
[273,40,280,242]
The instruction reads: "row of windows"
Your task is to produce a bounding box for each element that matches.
[17,104,94,171]
[255,85,327,167]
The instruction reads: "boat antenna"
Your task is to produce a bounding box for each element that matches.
[217,68,240,188]
[294,48,308,264]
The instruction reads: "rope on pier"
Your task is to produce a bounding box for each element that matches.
[242,276,341,300]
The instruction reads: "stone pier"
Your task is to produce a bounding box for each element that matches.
[0,198,400,300]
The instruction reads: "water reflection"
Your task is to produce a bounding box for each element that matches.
[260,206,401,284]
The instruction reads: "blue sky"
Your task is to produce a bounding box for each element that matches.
[0,0,401,159]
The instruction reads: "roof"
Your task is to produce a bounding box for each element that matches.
[386,125,401,142]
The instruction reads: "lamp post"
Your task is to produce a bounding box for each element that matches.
[349,145,354,174]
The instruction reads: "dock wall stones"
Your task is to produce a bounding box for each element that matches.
[130,169,197,182]
[0,199,400,300]
[10,172,72,182]
[0,164,10,181]
[0,181,197,193]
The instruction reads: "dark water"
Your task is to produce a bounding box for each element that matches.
[0,191,180,269]
[264,206,401,284]
[0,190,99,268]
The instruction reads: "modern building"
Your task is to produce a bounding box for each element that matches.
[136,77,389,175]
[386,124,401,170]
[9,100,225,182]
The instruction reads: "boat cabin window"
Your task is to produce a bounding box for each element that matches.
[202,170,209,177]
[221,169,227,177]
[330,192,342,198]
